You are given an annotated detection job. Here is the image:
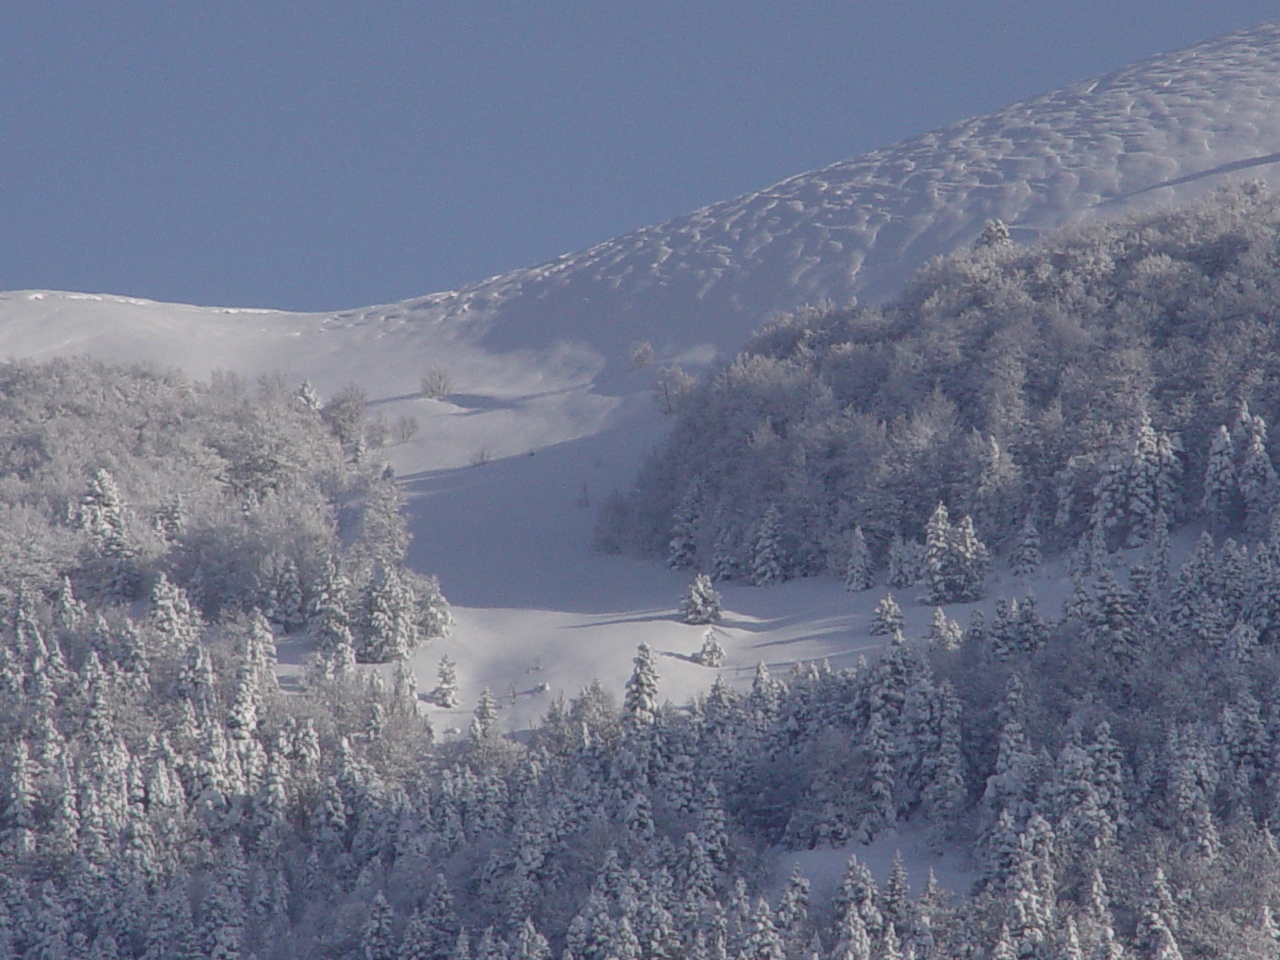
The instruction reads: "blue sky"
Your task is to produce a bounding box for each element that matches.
[2,4,1276,311]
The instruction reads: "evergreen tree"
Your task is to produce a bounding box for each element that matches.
[750,505,785,586]
[923,503,953,604]
[1009,514,1042,579]
[311,557,354,654]
[150,573,202,655]
[695,630,726,667]
[869,594,904,638]
[1239,415,1278,532]
[79,467,139,599]
[510,919,550,960]
[362,891,396,960]
[469,689,499,742]
[844,526,873,592]
[432,655,461,708]
[668,482,703,570]
[360,561,419,662]
[926,607,962,651]
[923,504,990,603]
[624,644,660,730]
[199,881,244,960]
[886,536,921,590]
[680,574,722,625]
[1203,424,1238,527]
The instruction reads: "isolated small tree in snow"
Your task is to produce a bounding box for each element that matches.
[695,630,726,667]
[431,655,460,708]
[470,688,498,741]
[680,574,722,625]
[870,593,904,637]
[844,526,873,591]
[420,365,454,400]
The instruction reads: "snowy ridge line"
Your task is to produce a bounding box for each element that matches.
[341,19,1280,362]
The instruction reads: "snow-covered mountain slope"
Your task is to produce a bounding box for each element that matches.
[4,21,1280,723]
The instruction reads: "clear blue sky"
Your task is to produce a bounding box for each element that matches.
[2,3,1276,311]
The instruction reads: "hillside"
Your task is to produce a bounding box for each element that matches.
[0,27,1278,711]
[614,182,1280,577]
[2,21,1280,960]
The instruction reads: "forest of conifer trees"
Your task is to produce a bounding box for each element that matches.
[9,185,1280,959]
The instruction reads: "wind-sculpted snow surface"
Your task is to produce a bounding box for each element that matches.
[359,20,1280,364]
[8,24,1280,383]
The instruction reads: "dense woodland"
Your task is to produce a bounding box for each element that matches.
[604,182,1280,578]
[5,185,1280,959]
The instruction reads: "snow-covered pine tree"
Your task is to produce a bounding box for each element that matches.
[668,481,703,570]
[1126,413,1162,548]
[870,594,904,638]
[432,654,461,707]
[361,891,396,960]
[926,608,962,652]
[359,560,419,663]
[1009,514,1042,579]
[623,644,660,730]
[416,574,454,642]
[469,689,499,742]
[923,503,953,605]
[79,467,139,600]
[751,504,785,586]
[887,535,921,590]
[844,526,873,591]
[923,504,990,603]
[1203,423,1238,528]
[948,515,991,602]
[1239,414,1278,533]
[680,574,722,625]
[310,557,353,653]
[695,630,726,667]
[150,572,202,656]
[708,504,740,582]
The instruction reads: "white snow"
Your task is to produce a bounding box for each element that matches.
[2,22,1280,732]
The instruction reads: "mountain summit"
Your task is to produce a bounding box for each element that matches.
[4,22,1280,382]
[370,19,1280,362]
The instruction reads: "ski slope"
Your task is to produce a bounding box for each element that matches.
[2,22,1280,732]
